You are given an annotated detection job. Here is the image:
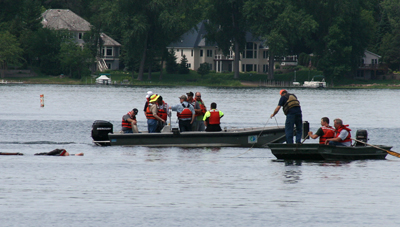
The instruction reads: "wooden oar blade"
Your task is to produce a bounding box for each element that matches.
[386,150,400,158]
[351,138,400,158]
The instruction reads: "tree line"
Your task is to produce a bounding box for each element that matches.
[0,0,399,82]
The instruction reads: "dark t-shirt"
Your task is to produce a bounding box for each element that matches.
[278,95,302,115]
[315,127,324,137]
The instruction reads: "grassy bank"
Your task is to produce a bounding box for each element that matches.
[3,67,400,88]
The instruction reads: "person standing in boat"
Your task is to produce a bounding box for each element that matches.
[186,91,201,131]
[203,102,224,132]
[308,117,335,144]
[170,95,195,132]
[270,89,302,144]
[193,92,207,131]
[122,108,139,133]
[325,118,352,146]
[156,96,169,132]
[143,91,153,117]
[146,94,165,133]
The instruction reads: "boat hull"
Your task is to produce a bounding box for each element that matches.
[268,143,390,160]
[95,127,286,148]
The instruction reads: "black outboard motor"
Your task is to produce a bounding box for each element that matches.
[302,121,310,140]
[354,129,368,146]
[91,120,113,142]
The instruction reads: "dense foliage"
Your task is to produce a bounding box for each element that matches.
[1,0,399,81]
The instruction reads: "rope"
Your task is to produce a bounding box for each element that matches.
[233,118,272,158]
[274,116,280,128]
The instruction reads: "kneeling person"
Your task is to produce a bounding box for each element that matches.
[122,108,139,133]
[203,102,224,132]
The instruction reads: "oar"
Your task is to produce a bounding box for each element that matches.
[351,138,400,158]
[301,134,309,144]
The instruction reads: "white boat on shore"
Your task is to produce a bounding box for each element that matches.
[303,75,326,88]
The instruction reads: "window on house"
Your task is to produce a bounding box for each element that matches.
[263,64,269,73]
[254,64,257,72]
[246,64,253,72]
[242,64,245,72]
[207,50,212,57]
[187,63,191,68]
[263,51,268,59]
[209,63,213,70]
[200,50,203,57]
[181,49,183,56]
[191,49,193,57]
[78,32,83,39]
[106,47,113,56]
[245,42,254,59]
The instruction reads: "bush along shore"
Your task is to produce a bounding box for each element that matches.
[3,67,400,88]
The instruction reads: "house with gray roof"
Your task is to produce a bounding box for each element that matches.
[167,21,295,74]
[41,9,121,71]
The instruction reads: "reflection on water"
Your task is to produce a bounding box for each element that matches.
[283,169,302,184]
[1,85,400,226]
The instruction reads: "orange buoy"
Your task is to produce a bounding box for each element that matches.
[40,94,44,107]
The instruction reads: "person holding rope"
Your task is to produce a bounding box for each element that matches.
[325,118,352,146]
[270,89,302,144]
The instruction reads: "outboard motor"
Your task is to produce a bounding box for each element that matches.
[91,120,113,142]
[354,129,368,146]
[302,121,310,140]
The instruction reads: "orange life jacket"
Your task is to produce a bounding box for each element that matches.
[319,126,335,144]
[177,103,192,119]
[157,101,168,121]
[194,98,207,116]
[335,125,352,143]
[146,106,156,119]
[122,111,136,129]
[208,109,221,124]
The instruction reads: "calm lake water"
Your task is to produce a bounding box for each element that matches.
[1,84,400,226]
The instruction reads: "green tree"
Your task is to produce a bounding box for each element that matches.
[197,62,210,77]
[59,40,93,79]
[179,55,190,74]
[0,31,23,78]
[108,0,201,80]
[300,0,374,82]
[204,0,247,79]
[166,49,178,74]
[245,0,317,79]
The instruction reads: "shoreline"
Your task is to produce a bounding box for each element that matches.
[2,77,400,89]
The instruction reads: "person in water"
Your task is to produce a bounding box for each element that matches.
[35,149,84,156]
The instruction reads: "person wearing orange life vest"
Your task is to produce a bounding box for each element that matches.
[143,91,153,117]
[169,95,195,132]
[308,117,335,144]
[193,92,207,131]
[325,118,352,146]
[156,96,170,132]
[146,94,165,133]
[122,108,139,133]
[203,102,224,132]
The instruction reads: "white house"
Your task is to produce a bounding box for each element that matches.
[356,50,384,80]
[167,21,297,74]
[41,9,121,71]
